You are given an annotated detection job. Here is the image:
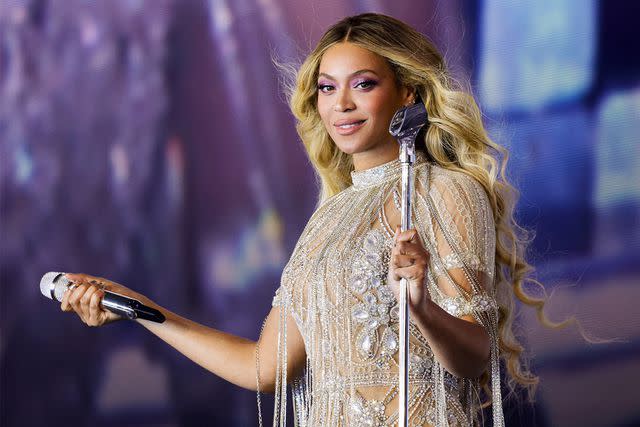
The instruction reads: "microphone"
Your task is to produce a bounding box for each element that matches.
[389,100,428,153]
[388,99,428,427]
[40,272,165,323]
[388,101,428,140]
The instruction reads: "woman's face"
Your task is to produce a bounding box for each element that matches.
[316,42,413,167]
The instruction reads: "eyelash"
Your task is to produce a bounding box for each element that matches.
[317,84,333,93]
[317,80,378,93]
[355,80,377,90]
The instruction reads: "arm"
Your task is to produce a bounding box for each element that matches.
[388,230,490,378]
[415,307,490,378]
[411,271,490,379]
[62,273,306,392]
[386,170,496,378]
[138,304,306,392]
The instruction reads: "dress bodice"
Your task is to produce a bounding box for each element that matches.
[269,154,502,426]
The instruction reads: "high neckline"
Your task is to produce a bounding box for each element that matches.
[350,151,427,189]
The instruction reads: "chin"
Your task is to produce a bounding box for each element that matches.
[334,143,367,156]
[331,135,370,155]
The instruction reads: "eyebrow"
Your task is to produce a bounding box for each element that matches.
[317,69,380,80]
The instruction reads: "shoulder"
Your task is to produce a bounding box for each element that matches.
[423,163,489,198]
[418,163,493,216]
[309,186,351,219]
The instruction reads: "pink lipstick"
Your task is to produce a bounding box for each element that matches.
[334,119,367,135]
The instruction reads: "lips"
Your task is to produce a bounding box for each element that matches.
[334,119,366,127]
[333,119,367,135]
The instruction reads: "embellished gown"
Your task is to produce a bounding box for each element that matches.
[269,153,504,427]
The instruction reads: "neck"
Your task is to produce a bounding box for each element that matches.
[352,141,399,171]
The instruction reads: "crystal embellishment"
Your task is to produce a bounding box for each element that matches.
[349,393,387,427]
[439,293,498,318]
[350,151,426,189]
[267,158,505,427]
[349,229,396,361]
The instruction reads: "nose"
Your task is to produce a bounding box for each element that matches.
[333,88,355,112]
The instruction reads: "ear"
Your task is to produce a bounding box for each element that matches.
[401,86,417,106]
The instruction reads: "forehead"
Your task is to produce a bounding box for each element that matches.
[318,42,392,77]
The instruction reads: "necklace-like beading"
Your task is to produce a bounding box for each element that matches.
[350,151,427,190]
[264,151,504,427]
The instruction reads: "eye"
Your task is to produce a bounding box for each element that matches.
[355,79,377,90]
[317,84,335,93]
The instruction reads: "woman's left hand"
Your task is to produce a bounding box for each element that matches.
[387,227,431,314]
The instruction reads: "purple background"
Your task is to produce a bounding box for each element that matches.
[1,0,639,426]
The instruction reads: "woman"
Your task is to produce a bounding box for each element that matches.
[62,13,549,426]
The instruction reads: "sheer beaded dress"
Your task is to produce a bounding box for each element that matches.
[265,152,504,427]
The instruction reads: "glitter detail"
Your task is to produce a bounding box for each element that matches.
[350,151,427,189]
[267,160,504,427]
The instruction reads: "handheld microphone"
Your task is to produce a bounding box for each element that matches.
[40,272,165,323]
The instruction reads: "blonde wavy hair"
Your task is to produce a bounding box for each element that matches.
[280,12,577,405]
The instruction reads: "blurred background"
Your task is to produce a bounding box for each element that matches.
[1,0,638,426]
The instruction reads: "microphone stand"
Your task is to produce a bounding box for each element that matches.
[388,101,428,427]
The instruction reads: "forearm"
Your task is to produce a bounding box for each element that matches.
[135,305,259,391]
[61,273,280,391]
[413,299,490,379]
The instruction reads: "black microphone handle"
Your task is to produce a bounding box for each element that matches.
[101,291,165,323]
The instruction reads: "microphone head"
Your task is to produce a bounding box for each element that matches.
[40,272,70,302]
[388,101,428,140]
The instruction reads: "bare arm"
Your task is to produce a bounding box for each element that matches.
[62,273,306,392]
[138,304,306,392]
[385,171,495,379]
[410,270,490,379]
[387,231,490,379]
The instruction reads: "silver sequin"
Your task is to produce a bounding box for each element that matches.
[267,153,504,426]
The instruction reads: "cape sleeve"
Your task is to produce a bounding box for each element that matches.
[413,165,499,322]
[413,164,505,427]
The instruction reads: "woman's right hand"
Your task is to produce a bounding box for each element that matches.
[61,273,150,327]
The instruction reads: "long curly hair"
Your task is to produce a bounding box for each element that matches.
[279,12,575,404]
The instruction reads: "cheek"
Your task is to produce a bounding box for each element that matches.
[364,91,397,118]
[316,98,332,126]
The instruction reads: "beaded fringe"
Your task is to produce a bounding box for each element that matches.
[258,158,505,426]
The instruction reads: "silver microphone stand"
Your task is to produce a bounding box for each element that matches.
[388,101,428,427]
